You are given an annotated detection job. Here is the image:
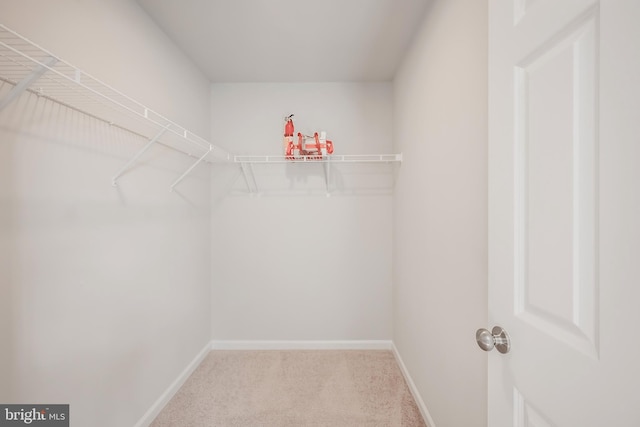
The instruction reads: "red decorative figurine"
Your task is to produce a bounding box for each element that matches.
[283,114,333,160]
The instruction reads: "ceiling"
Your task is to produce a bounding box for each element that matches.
[136,0,430,82]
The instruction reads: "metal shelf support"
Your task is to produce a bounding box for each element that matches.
[0,55,58,111]
[112,125,170,186]
[323,158,331,194]
[169,145,213,192]
[239,162,259,194]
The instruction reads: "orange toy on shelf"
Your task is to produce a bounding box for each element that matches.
[283,114,334,160]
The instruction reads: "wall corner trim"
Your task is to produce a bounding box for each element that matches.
[392,343,437,427]
[133,342,211,427]
[210,340,393,350]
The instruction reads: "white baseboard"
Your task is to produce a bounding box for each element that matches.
[133,342,210,427]
[210,340,393,350]
[392,343,437,427]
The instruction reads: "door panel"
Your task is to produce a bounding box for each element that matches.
[513,388,556,427]
[489,0,640,426]
[514,8,598,358]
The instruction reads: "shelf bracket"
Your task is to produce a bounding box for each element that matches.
[239,162,258,194]
[323,157,332,194]
[169,145,212,192]
[112,125,169,186]
[0,55,58,111]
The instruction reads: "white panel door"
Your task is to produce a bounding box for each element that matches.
[488,0,640,426]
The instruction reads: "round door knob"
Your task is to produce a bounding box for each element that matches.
[476,326,511,354]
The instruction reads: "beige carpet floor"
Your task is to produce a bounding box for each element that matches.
[150,350,427,427]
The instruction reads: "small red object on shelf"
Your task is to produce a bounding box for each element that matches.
[283,114,333,160]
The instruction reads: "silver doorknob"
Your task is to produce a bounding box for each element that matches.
[476,326,511,354]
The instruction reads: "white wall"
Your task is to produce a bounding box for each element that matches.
[393,1,488,426]
[0,1,212,426]
[210,83,394,341]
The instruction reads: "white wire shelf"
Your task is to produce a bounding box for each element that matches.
[0,24,402,195]
[234,153,402,194]
[0,24,231,191]
[233,154,403,164]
